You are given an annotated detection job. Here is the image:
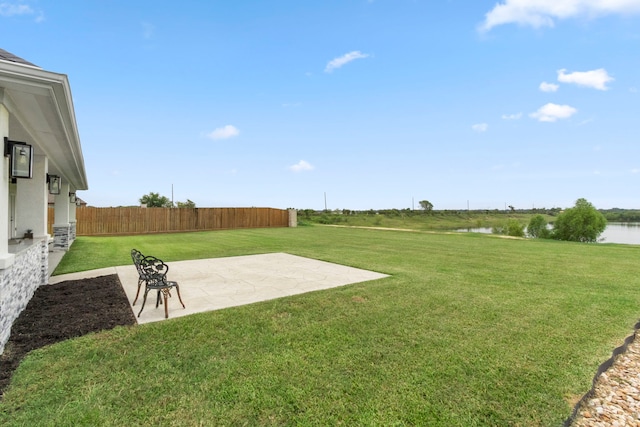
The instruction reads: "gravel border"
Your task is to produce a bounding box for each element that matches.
[567,321,640,426]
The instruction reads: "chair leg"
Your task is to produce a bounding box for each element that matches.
[163,292,169,318]
[133,279,143,305]
[138,289,150,317]
[175,285,186,309]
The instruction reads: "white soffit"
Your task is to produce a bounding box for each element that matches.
[0,58,87,191]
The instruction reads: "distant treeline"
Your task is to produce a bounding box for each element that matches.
[298,207,640,225]
[600,209,640,222]
[300,208,640,218]
[298,207,564,218]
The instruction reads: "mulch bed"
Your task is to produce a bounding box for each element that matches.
[0,274,137,397]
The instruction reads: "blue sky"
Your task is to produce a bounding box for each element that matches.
[1,1,639,210]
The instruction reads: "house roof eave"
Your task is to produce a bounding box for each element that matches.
[0,59,88,191]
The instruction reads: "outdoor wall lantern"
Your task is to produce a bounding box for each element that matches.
[69,192,76,203]
[47,174,61,195]
[4,137,33,179]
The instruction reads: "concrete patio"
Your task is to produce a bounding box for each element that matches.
[48,252,389,324]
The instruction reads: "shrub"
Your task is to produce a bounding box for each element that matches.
[527,215,551,238]
[552,198,607,243]
[506,219,525,237]
[493,219,525,237]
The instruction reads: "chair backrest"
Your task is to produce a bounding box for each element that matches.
[140,256,169,283]
[131,249,146,274]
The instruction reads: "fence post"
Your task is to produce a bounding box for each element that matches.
[288,209,297,227]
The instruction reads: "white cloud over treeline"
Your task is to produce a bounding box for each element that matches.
[539,82,559,92]
[530,103,577,122]
[502,113,522,120]
[480,0,640,31]
[557,68,614,90]
[472,123,488,132]
[0,1,44,22]
[289,160,314,172]
[325,51,370,73]
[206,125,240,140]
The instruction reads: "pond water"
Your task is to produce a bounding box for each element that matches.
[457,223,640,245]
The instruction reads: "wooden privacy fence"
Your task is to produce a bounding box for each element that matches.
[48,207,291,236]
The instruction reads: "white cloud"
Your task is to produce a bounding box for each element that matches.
[0,2,43,21]
[631,168,640,174]
[501,112,522,120]
[289,160,314,172]
[529,103,577,122]
[206,125,240,140]
[325,51,370,73]
[557,68,614,90]
[0,2,32,16]
[479,0,640,32]
[472,123,489,132]
[539,81,559,92]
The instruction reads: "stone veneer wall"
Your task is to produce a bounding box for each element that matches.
[53,224,70,250]
[69,221,76,241]
[0,239,48,354]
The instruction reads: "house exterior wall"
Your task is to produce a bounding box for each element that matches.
[53,183,71,249]
[0,238,48,354]
[0,50,88,357]
[53,224,70,250]
[16,155,48,238]
[70,220,76,241]
[0,103,14,269]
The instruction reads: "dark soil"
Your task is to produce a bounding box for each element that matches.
[0,274,136,397]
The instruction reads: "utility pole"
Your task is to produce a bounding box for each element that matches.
[324,192,327,211]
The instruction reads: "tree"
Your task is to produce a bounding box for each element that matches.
[527,214,550,238]
[419,200,434,212]
[139,192,173,208]
[176,199,196,208]
[552,198,607,243]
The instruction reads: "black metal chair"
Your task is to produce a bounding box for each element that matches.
[137,255,185,319]
[131,249,152,305]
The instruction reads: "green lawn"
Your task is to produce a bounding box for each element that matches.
[2,226,640,426]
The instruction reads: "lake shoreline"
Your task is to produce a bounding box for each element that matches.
[457,222,640,245]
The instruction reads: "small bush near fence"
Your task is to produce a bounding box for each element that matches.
[48,207,290,236]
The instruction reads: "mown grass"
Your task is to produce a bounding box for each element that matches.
[3,226,640,426]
